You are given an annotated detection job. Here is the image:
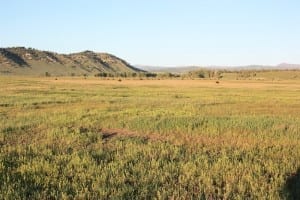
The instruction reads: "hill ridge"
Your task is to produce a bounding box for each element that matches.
[0,47,143,76]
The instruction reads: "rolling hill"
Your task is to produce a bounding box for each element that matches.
[0,47,143,76]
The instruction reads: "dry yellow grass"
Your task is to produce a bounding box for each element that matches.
[12,76,300,89]
[1,76,300,199]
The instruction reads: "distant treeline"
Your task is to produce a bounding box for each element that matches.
[94,71,221,79]
[45,69,300,79]
[94,72,180,79]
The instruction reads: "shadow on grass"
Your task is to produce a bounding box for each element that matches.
[284,168,300,199]
[102,132,118,140]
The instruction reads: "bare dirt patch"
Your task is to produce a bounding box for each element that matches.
[100,128,299,151]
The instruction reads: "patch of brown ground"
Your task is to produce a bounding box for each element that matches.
[100,128,299,150]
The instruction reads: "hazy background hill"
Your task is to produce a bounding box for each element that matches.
[137,64,300,73]
[0,47,142,76]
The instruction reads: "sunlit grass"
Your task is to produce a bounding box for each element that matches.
[1,77,300,199]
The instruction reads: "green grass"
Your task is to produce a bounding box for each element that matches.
[1,77,300,199]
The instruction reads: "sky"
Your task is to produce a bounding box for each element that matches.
[1,0,300,66]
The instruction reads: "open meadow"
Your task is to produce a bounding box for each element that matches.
[1,77,300,199]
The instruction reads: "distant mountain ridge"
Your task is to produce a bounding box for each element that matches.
[0,47,143,76]
[137,63,300,73]
[277,63,300,69]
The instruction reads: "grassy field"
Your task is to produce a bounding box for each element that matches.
[1,77,300,199]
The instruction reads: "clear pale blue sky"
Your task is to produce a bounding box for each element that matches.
[1,0,300,66]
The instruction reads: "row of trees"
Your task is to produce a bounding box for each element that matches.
[44,68,300,79]
[94,72,180,79]
[94,70,225,79]
[45,70,220,79]
[184,70,222,79]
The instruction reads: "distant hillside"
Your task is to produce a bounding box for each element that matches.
[277,63,300,69]
[136,65,201,73]
[138,64,300,73]
[0,47,143,76]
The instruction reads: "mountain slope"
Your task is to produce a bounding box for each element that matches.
[0,47,142,76]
